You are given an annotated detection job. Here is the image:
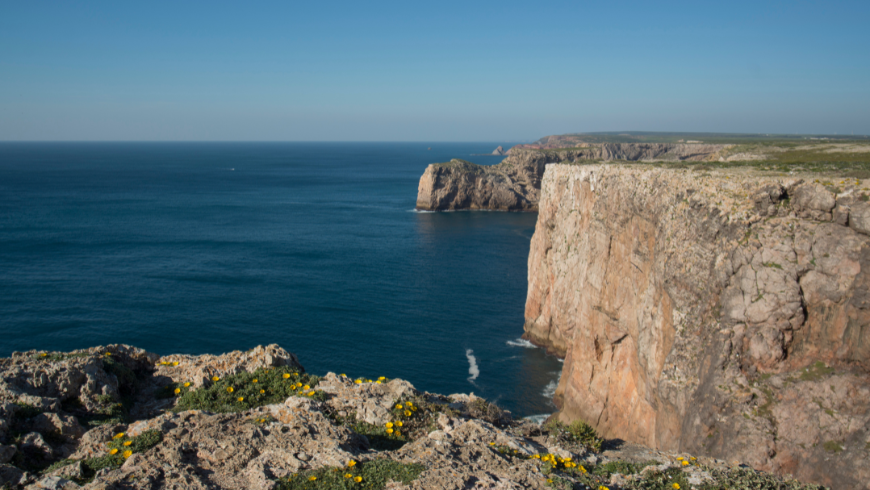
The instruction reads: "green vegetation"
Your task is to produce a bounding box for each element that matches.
[698,467,827,489]
[823,440,844,454]
[275,459,425,490]
[171,366,323,413]
[797,361,836,382]
[544,419,604,453]
[465,398,511,428]
[42,430,163,485]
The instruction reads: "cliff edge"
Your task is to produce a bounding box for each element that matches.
[415,144,728,211]
[524,163,870,488]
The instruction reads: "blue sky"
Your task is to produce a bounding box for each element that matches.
[1,1,868,141]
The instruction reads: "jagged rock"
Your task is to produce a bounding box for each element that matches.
[492,146,506,155]
[0,444,15,464]
[29,413,84,440]
[25,475,80,490]
[415,145,729,211]
[0,464,28,488]
[318,373,416,425]
[524,163,870,489]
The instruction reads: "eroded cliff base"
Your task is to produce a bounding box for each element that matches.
[0,345,828,490]
[525,163,870,489]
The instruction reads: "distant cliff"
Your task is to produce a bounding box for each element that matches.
[415,144,728,211]
[524,163,870,489]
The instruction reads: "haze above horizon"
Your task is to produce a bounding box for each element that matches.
[1,1,869,141]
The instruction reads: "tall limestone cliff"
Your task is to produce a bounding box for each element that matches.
[415,144,727,211]
[524,164,870,489]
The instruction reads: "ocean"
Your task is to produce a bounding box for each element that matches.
[0,142,563,418]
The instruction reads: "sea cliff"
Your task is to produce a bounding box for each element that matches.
[524,163,870,488]
[415,144,728,212]
[0,345,826,489]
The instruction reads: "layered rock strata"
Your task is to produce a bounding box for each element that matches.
[524,164,870,488]
[415,145,728,211]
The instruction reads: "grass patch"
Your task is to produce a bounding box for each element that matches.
[798,361,836,382]
[466,398,511,427]
[625,466,690,490]
[275,459,425,490]
[172,366,323,413]
[51,430,163,485]
[62,396,127,428]
[822,441,843,454]
[544,419,604,453]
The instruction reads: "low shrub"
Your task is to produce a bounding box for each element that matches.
[275,459,425,490]
[544,419,604,453]
[171,366,323,413]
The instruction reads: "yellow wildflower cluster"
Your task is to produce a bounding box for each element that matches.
[106,434,135,459]
[158,360,179,366]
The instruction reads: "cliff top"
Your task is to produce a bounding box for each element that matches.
[525,131,870,146]
[0,345,827,489]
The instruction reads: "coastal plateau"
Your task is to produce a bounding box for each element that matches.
[523,163,870,489]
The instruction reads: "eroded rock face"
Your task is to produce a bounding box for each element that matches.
[525,164,870,488]
[415,145,728,211]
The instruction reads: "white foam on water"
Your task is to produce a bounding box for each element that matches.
[506,338,536,348]
[465,349,480,382]
[542,379,559,399]
[523,414,551,425]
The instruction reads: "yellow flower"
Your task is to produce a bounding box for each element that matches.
[307,391,315,396]
[123,450,132,458]
[681,460,689,466]
[259,389,265,394]
[599,487,609,490]
[488,442,495,445]
[290,385,297,390]
[237,397,244,402]
[172,361,179,366]
[340,373,346,377]
[252,379,258,383]
[303,385,310,390]
[404,410,412,417]
[308,476,316,481]
[354,476,362,483]
[296,382,303,388]
[114,433,125,439]
[395,430,401,436]
[109,448,118,455]
[375,380,381,384]
[579,465,587,474]
[212,376,220,382]
[395,404,403,409]
[123,441,132,446]
[690,457,696,461]
[378,376,386,381]
[396,421,402,427]
[405,401,413,407]
[531,454,540,459]
[386,428,393,434]
[411,407,417,411]
[183,382,190,387]
[174,388,181,395]
[344,473,352,478]
[385,422,393,428]
[41,353,47,357]
[673,484,681,489]
[227,387,234,393]
[547,480,552,484]
[105,352,111,356]
[355,379,362,384]
[676,457,684,461]
[283,373,291,379]
[347,460,356,467]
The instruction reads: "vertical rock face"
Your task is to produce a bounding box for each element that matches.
[414,145,729,211]
[525,164,870,489]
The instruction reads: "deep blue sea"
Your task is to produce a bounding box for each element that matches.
[0,142,563,418]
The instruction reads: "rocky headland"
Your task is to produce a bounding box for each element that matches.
[0,346,827,490]
[524,164,870,489]
[414,145,728,212]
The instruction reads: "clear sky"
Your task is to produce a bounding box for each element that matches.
[1,1,868,141]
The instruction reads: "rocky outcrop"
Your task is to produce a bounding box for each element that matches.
[1,345,825,489]
[524,164,870,489]
[492,146,507,156]
[415,145,728,211]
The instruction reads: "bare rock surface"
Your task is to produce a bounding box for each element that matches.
[1,345,820,489]
[415,145,728,211]
[525,164,870,488]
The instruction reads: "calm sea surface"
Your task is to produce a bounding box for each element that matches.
[0,142,563,417]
